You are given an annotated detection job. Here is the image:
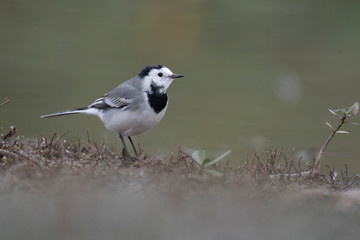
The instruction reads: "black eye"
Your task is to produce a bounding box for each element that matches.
[158,72,163,77]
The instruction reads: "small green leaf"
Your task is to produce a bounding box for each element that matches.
[192,149,206,165]
[346,105,355,116]
[203,169,223,177]
[344,102,358,116]
[191,150,200,165]
[202,158,212,166]
[204,150,231,167]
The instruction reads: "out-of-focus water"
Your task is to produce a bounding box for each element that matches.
[1,0,360,172]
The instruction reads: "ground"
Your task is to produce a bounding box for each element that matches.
[1,131,360,240]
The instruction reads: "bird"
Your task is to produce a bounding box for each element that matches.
[41,64,184,159]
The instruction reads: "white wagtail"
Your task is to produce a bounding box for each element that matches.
[41,64,184,158]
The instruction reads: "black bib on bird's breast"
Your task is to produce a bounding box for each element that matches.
[147,84,168,114]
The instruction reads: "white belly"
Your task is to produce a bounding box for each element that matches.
[98,105,168,136]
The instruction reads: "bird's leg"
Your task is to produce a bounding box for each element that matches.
[118,134,131,158]
[128,136,138,156]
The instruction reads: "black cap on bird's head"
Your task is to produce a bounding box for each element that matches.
[138,65,163,78]
[138,64,184,79]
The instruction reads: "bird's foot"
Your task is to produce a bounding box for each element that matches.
[121,148,138,162]
[126,155,138,162]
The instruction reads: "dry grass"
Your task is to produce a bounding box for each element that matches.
[1,125,358,194]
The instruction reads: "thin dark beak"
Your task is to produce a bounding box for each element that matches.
[170,74,184,79]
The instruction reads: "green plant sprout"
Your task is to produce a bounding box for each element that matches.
[269,102,359,179]
[191,149,231,177]
[312,102,359,175]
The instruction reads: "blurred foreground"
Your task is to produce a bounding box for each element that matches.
[1,133,360,240]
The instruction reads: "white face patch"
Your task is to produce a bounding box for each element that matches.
[142,67,175,92]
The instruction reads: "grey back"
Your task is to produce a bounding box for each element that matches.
[89,76,144,111]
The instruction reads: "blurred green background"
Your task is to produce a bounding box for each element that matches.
[1,0,360,172]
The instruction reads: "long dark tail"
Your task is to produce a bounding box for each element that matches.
[40,107,89,118]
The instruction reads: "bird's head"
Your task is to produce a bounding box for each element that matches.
[139,64,184,92]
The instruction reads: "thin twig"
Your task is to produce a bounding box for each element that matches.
[1,126,17,140]
[313,115,346,175]
[0,149,20,160]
